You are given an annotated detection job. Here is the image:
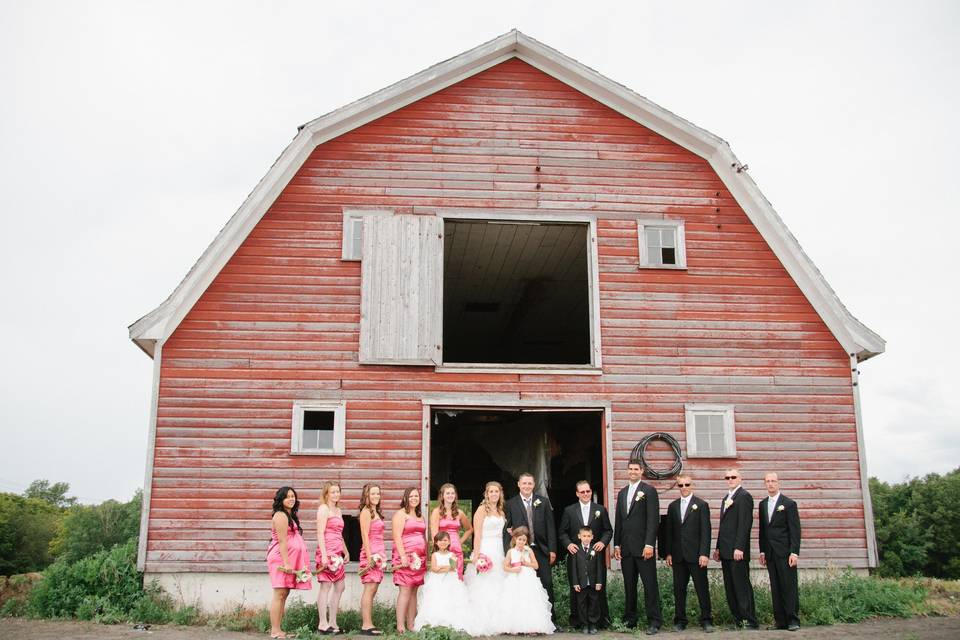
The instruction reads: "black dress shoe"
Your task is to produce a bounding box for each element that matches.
[589,626,599,635]
[766,625,786,631]
[674,622,686,632]
[745,623,761,630]
[645,626,660,636]
[787,624,800,632]
[701,623,714,633]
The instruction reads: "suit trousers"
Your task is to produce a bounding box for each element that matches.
[531,545,555,613]
[672,560,712,625]
[621,555,662,627]
[574,587,602,626]
[720,558,757,627]
[766,553,799,628]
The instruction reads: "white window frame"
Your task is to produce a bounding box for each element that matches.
[637,218,687,269]
[291,401,346,455]
[342,209,392,260]
[684,403,737,458]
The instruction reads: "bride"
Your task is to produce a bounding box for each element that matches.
[464,481,507,636]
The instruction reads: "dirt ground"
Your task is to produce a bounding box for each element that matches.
[1,617,958,639]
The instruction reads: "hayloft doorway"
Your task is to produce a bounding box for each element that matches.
[426,407,608,534]
[442,219,593,365]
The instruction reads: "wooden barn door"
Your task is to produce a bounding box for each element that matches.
[359,214,443,365]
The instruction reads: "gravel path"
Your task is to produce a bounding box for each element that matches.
[2,617,958,639]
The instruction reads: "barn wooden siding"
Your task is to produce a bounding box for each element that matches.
[150,59,867,572]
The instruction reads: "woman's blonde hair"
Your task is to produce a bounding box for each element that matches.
[320,481,341,506]
[437,483,459,519]
[483,481,504,514]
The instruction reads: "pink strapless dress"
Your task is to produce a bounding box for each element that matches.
[266,522,312,590]
[392,517,427,587]
[360,517,386,584]
[315,514,346,582]
[438,516,465,579]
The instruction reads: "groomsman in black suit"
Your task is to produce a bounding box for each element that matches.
[613,460,663,635]
[505,472,557,610]
[712,468,758,630]
[559,480,613,629]
[664,474,714,633]
[759,472,802,632]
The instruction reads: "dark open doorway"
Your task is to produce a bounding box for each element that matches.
[428,409,605,530]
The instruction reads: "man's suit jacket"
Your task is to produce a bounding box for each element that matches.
[504,493,556,553]
[613,481,660,556]
[758,494,801,558]
[716,486,753,561]
[569,545,607,588]
[664,495,711,563]
[559,501,613,550]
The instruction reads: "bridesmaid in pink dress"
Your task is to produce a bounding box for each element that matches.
[429,483,473,580]
[315,481,348,634]
[391,487,428,633]
[266,486,311,640]
[358,483,386,635]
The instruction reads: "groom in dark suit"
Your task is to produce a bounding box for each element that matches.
[759,472,801,632]
[613,459,662,635]
[505,472,557,610]
[559,480,613,628]
[712,468,758,630]
[664,474,713,633]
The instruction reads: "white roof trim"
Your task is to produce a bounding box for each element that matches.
[129,30,884,361]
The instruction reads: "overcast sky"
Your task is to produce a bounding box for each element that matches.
[1,1,957,503]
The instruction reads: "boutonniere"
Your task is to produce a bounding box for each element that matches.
[533,498,542,507]
[691,504,698,511]
[594,509,601,518]
[777,504,785,512]
[724,498,734,509]
[589,549,596,557]
[635,492,645,502]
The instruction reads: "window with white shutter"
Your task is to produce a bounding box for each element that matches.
[684,404,736,457]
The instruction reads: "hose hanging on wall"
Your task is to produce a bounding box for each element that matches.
[630,432,683,480]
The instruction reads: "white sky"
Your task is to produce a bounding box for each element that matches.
[1,1,957,503]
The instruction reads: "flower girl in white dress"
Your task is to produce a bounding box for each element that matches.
[499,526,555,634]
[414,531,473,633]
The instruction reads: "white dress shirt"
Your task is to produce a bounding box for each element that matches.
[626,480,641,506]
[580,499,591,525]
[767,493,781,522]
[680,495,691,521]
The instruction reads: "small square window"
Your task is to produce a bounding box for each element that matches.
[685,404,736,458]
[291,402,346,455]
[638,220,686,269]
[342,210,392,261]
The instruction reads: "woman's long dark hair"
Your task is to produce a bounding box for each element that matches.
[272,486,303,533]
[400,486,422,518]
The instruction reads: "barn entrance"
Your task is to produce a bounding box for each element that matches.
[427,407,606,535]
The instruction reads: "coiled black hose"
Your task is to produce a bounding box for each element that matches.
[629,432,683,480]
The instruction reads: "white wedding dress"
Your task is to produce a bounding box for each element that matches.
[464,513,507,636]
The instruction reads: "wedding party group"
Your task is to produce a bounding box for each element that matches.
[265,462,802,639]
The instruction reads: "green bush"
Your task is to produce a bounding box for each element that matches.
[27,538,172,623]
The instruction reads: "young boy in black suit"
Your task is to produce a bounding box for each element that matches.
[570,526,606,634]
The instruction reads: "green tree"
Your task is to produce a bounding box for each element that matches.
[24,480,77,508]
[50,491,142,562]
[0,493,63,574]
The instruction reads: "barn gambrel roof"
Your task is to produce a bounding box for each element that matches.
[128,30,885,361]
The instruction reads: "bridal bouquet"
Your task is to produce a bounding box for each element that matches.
[359,553,384,577]
[474,553,492,574]
[294,568,312,583]
[326,554,344,572]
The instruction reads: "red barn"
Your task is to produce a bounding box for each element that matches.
[129,31,884,609]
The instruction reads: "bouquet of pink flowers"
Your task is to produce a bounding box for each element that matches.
[408,552,423,571]
[473,553,492,574]
[294,567,312,583]
[326,554,344,572]
[359,553,384,577]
